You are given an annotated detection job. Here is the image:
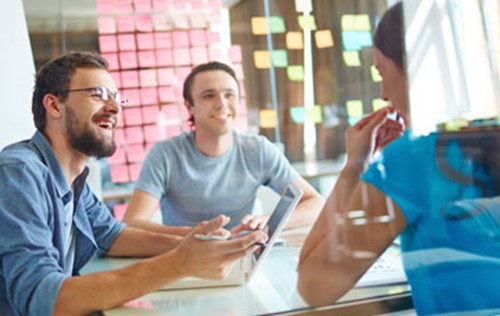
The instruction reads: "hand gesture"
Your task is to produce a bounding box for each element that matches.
[230,214,270,235]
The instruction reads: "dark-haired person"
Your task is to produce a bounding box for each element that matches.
[297,2,500,314]
[0,52,267,316]
[123,61,324,234]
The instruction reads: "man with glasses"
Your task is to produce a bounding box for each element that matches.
[0,51,266,316]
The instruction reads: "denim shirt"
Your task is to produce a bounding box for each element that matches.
[0,131,125,316]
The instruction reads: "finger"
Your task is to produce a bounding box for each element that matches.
[240,215,252,224]
[364,109,390,134]
[221,230,267,254]
[355,107,389,129]
[191,215,229,236]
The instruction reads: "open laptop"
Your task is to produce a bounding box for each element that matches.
[85,183,303,290]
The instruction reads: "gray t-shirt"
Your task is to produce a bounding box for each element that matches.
[135,131,300,229]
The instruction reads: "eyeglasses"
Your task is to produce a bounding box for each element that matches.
[65,86,128,106]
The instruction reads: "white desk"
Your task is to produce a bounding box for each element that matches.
[83,244,411,316]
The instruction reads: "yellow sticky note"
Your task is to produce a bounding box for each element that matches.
[343,51,361,67]
[371,65,382,82]
[254,50,271,69]
[314,29,334,49]
[307,105,323,123]
[355,14,371,31]
[287,65,304,81]
[298,15,317,31]
[346,100,364,117]
[251,17,268,35]
[260,109,277,128]
[286,32,303,50]
[372,98,388,111]
[341,14,356,30]
[295,0,312,12]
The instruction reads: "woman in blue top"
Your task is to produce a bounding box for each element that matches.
[297,2,500,314]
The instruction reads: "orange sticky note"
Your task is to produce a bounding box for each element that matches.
[136,33,155,50]
[259,109,277,128]
[251,17,268,35]
[286,32,303,50]
[254,50,271,69]
[98,16,116,34]
[99,35,118,53]
[140,87,158,105]
[315,29,334,48]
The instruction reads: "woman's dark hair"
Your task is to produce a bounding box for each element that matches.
[374,2,405,70]
[32,51,108,131]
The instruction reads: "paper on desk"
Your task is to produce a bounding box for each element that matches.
[355,247,407,288]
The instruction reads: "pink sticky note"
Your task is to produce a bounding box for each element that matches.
[142,106,160,124]
[191,0,206,10]
[171,0,187,11]
[173,14,190,29]
[113,203,128,221]
[125,126,144,144]
[133,0,152,12]
[156,50,174,67]
[179,105,190,120]
[175,67,191,84]
[98,35,118,53]
[98,16,116,34]
[154,14,171,31]
[126,144,146,163]
[128,163,142,182]
[166,124,182,138]
[208,48,223,61]
[118,34,137,51]
[116,16,135,33]
[121,71,140,88]
[206,31,220,45]
[207,0,223,9]
[209,11,222,24]
[157,68,175,86]
[102,53,119,70]
[119,51,138,69]
[123,108,143,126]
[228,45,242,63]
[190,47,208,65]
[145,142,156,152]
[138,51,157,68]
[239,98,248,116]
[143,124,161,142]
[110,71,122,89]
[172,31,190,48]
[189,30,207,47]
[232,63,244,79]
[155,32,172,49]
[136,15,153,32]
[140,87,158,105]
[117,112,125,127]
[110,165,130,183]
[96,0,114,14]
[239,80,246,97]
[136,33,155,50]
[152,0,168,12]
[113,128,126,147]
[158,86,176,103]
[173,48,191,66]
[190,14,208,29]
[162,104,180,120]
[115,0,133,13]
[139,69,157,87]
[108,146,127,164]
[123,89,140,107]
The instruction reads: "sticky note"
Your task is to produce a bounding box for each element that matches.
[155,32,172,49]
[133,0,152,13]
[315,29,334,48]
[346,100,364,117]
[116,16,135,33]
[206,31,220,44]
[139,69,157,87]
[290,107,306,123]
[174,48,191,66]
[191,47,209,65]
[121,71,140,88]
[343,51,361,67]
[298,15,317,30]
[357,31,373,47]
[162,104,180,120]
[158,86,176,103]
[209,11,222,25]
[135,15,153,32]
[118,34,136,51]
[157,68,176,86]
[207,0,223,9]
[254,50,271,69]
[295,0,312,12]
[110,165,129,183]
[96,0,114,14]
[190,14,208,29]
[155,49,174,67]
[287,65,304,81]
[371,65,382,82]
[191,0,207,10]
[286,32,303,50]
[101,53,119,70]
[272,50,288,68]
[232,63,244,80]
[153,0,168,12]
[269,16,286,34]
[126,144,146,163]
[142,106,160,124]
[115,0,133,13]
[172,31,190,48]
[239,81,246,97]
[259,109,277,128]
[239,98,248,115]
[119,52,138,69]
[136,33,155,50]
[307,105,323,123]
[114,128,126,146]
[173,14,190,29]
[110,71,122,89]
[171,0,187,10]
[138,51,157,68]
[175,67,191,84]
[166,124,182,138]
[342,30,361,51]
[99,35,118,53]
[140,87,158,105]
[208,48,222,62]
[144,124,161,142]
[154,14,171,31]
[123,89,140,106]
[125,126,144,144]
[228,45,242,63]
[355,14,371,31]
[98,16,116,34]
[189,30,207,47]
[372,98,388,111]
[108,145,126,164]
[341,15,356,30]
[123,108,143,126]
[251,17,268,35]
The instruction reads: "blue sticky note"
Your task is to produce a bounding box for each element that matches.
[342,30,361,51]
[290,106,306,123]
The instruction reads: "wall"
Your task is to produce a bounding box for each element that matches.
[0,2,35,149]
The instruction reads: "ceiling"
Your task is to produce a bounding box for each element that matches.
[22,0,241,33]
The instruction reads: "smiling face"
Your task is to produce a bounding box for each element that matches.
[186,70,239,137]
[61,68,121,158]
[374,47,409,119]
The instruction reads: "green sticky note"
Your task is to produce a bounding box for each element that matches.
[272,50,288,68]
[298,15,317,30]
[269,16,286,33]
[290,106,306,123]
[287,65,304,81]
[372,98,388,111]
[371,65,382,82]
[346,100,364,117]
[343,51,361,67]
[354,14,371,31]
[307,105,323,123]
[341,14,356,30]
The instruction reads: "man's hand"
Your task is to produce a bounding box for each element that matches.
[230,214,270,235]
